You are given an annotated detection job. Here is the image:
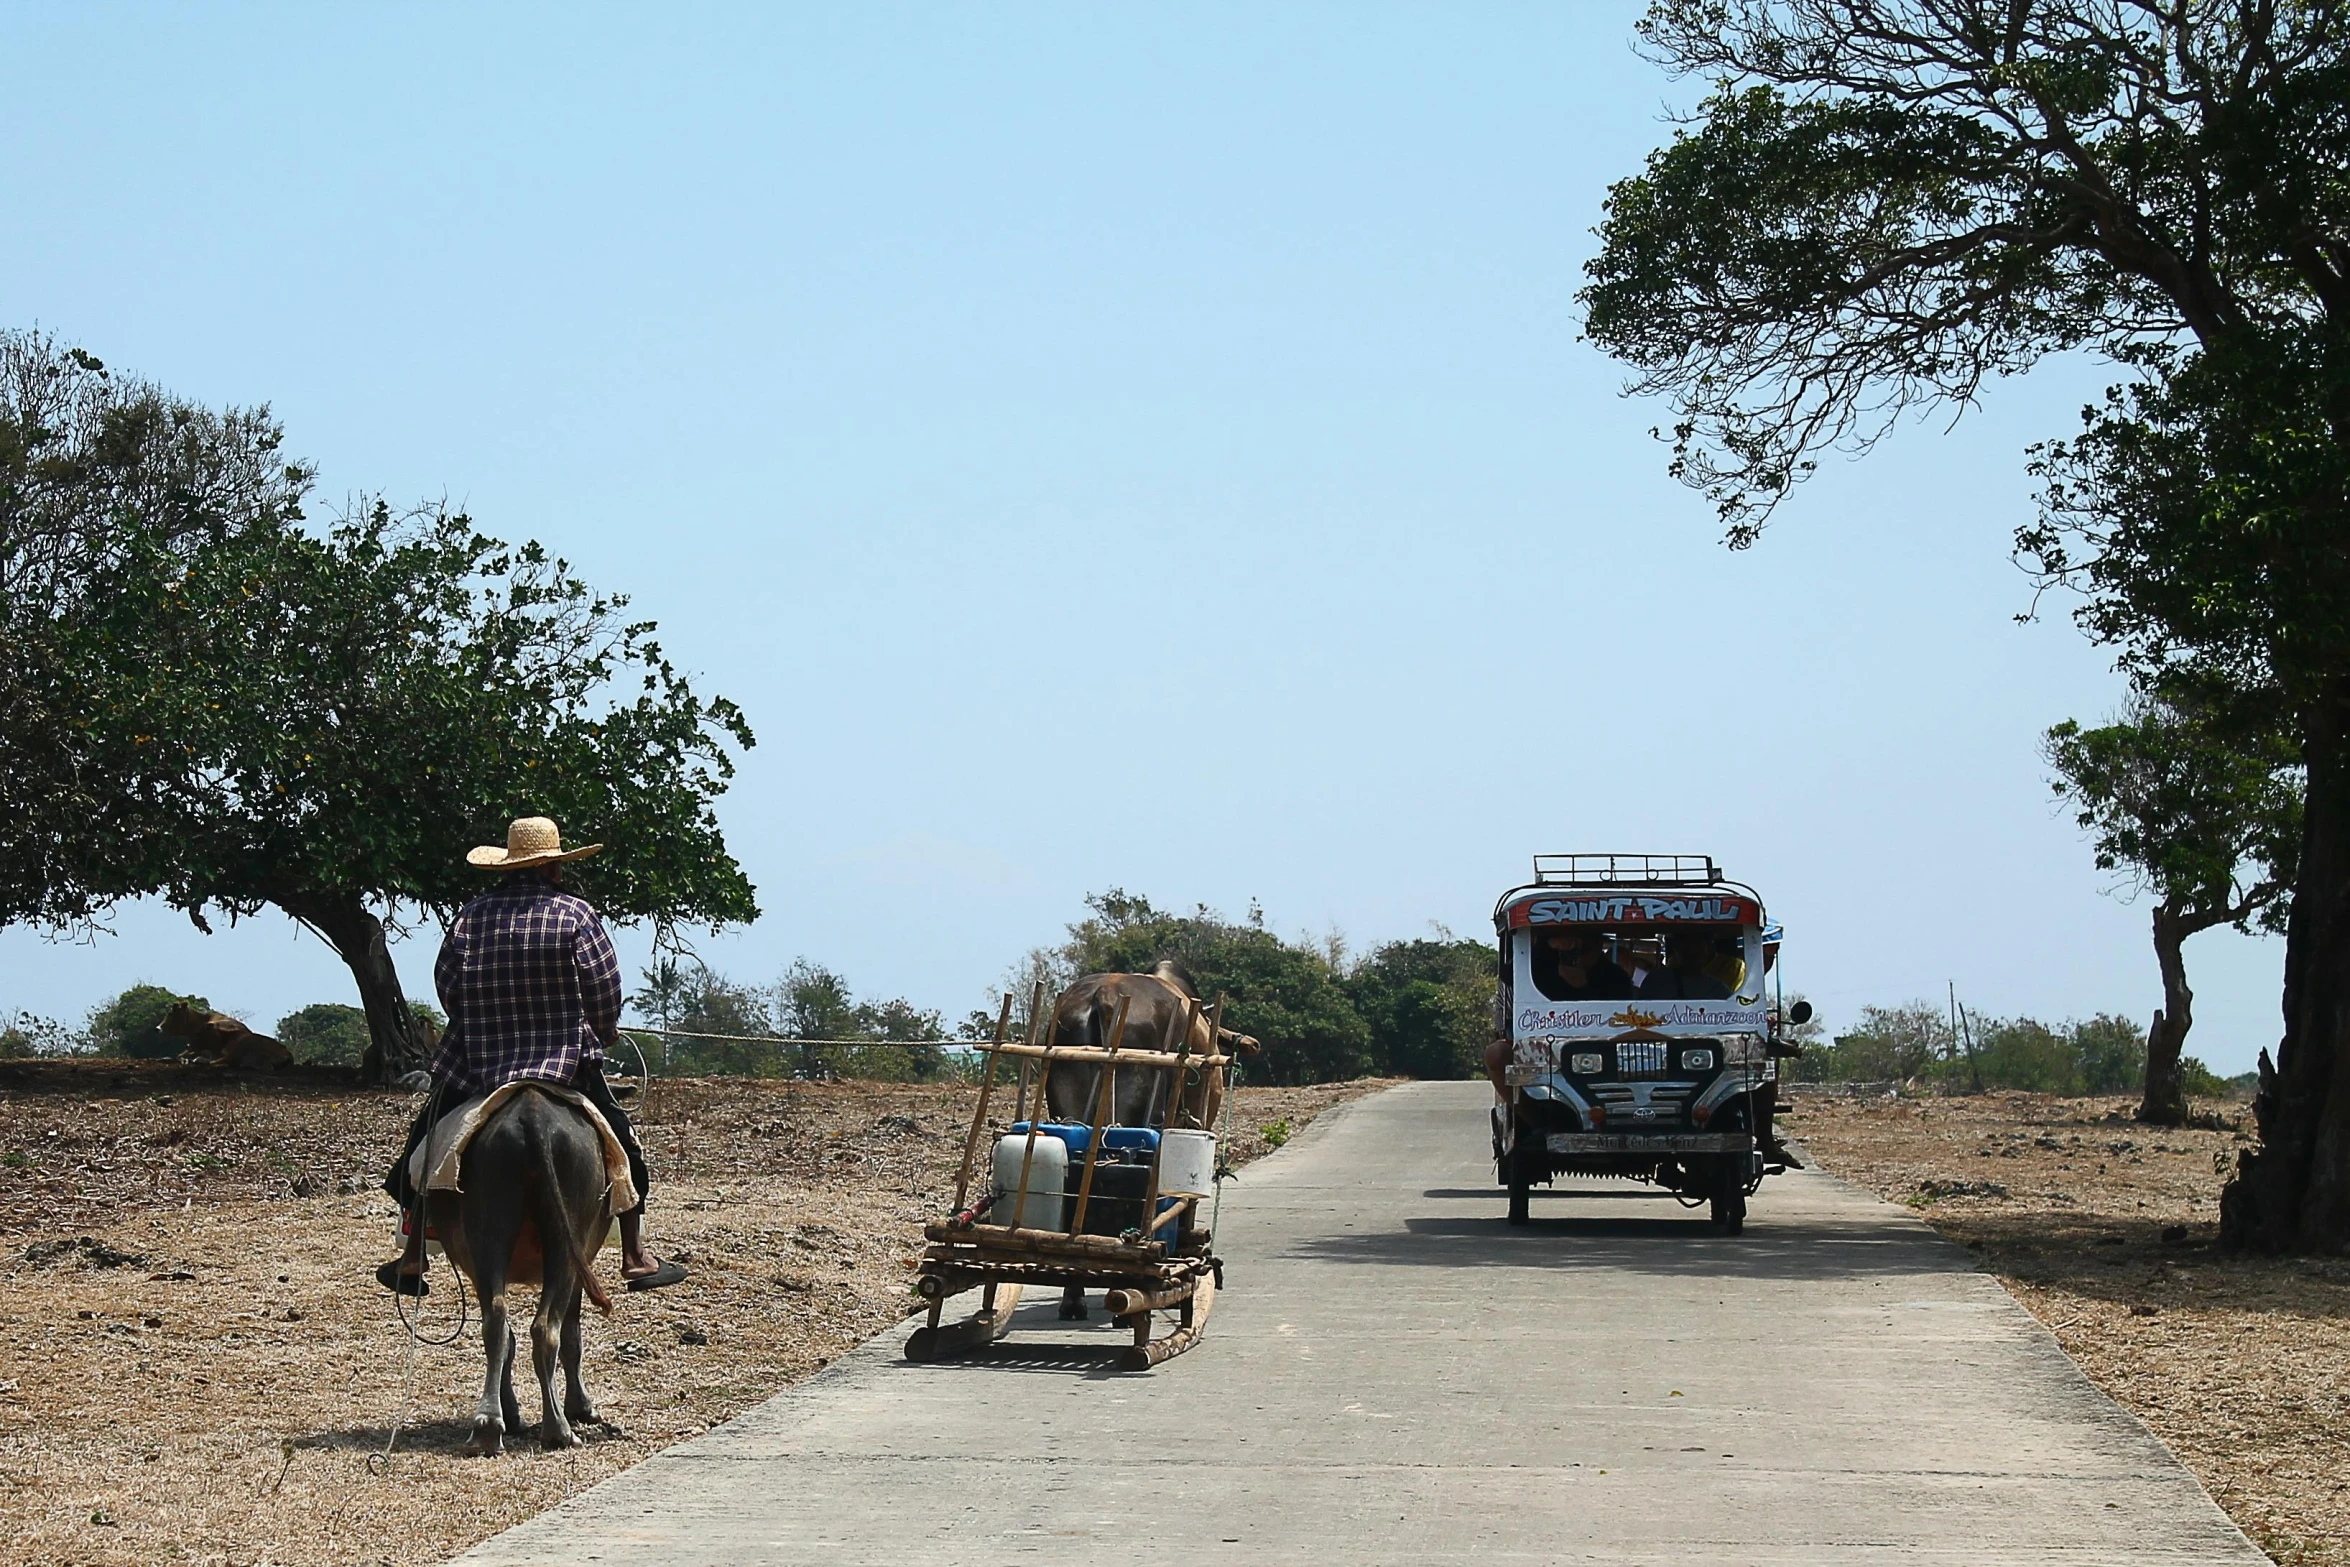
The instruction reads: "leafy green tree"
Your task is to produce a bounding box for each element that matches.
[2047,694,2298,1123]
[274,1003,370,1066]
[2071,1013,2148,1097]
[1580,3,2350,1248]
[0,331,310,932]
[1973,1017,2077,1094]
[661,969,777,1077]
[1344,937,1496,1079]
[773,960,950,1081]
[1,1011,76,1058]
[2180,1056,2232,1100]
[1803,1001,1952,1084]
[4,337,758,1081]
[630,957,690,1032]
[85,984,210,1059]
[274,1001,443,1067]
[1054,890,1372,1084]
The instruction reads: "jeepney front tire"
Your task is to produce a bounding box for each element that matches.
[1709,1158,1746,1235]
[1505,1136,1540,1227]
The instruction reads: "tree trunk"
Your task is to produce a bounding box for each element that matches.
[2223,673,2350,1251]
[2139,905,2192,1127]
[280,892,426,1083]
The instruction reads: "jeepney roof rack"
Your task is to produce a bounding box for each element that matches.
[1531,853,1723,888]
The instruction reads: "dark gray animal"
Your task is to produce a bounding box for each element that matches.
[427,1086,615,1455]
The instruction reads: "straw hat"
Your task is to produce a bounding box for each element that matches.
[466,816,604,871]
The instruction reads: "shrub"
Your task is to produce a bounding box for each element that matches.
[274,1004,371,1065]
[0,1012,77,1058]
[86,985,210,1059]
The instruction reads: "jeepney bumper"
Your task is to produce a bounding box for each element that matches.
[1543,1132,1754,1155]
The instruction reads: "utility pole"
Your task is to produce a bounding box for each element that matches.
[1956,997,1984,1094]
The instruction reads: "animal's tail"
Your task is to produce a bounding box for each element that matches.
[527,1094,614,1316]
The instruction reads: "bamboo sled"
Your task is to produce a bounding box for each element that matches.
[908,986,1228,1369]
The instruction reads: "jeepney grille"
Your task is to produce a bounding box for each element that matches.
[1616,1041,1668,1077]
[1590,1082,1694,1125]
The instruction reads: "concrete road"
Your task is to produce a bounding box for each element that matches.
[459,1081,2263,1565]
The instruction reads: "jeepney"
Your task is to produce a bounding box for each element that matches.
[1491,853,1809,1232]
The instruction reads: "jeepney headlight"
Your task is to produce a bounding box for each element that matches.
[1681,1047,1715,1072]
[1569,1052,1603,1075]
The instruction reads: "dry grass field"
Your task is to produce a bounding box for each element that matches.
[1789,1087,2350,1566]
[0,1060,1383,1567]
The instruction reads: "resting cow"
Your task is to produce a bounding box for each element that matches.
[161,1004,291,1072]
[1041,961,1257,1319]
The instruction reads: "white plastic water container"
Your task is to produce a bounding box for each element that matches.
[992,1132,1069,1231]
[1158,1129,1217,1198]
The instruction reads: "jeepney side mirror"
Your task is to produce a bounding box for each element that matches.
[1787,1000,1813,1026]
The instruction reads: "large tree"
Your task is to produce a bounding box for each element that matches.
[0,332,308,927]
[1581,2,2350,1249]
[1,332,759,1078]
[1343,936,1497,1080]
[2046,692,2299,1123]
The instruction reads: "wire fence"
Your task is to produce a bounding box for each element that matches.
[615,1024,1003,1084]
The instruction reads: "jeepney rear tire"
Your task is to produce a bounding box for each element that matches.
[1709,1158,1746,1235]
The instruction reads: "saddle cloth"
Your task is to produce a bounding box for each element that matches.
[407,1081,639,1217]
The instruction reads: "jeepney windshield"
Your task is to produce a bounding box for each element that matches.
[1511,920,1767,1041]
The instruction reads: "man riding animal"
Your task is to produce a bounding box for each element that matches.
[379,816,686,1297]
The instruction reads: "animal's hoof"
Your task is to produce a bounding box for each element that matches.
[464,1417,504,1457]
[565,1399,601,1426]
[542,1423,582,1450]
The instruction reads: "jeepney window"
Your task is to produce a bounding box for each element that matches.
[1524,924,1758,1003]
[1528,927,1633,1002]
[1666,931,1746,999]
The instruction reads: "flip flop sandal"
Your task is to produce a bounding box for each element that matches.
[625,1259,689,1292]
[376,1260,429,1297]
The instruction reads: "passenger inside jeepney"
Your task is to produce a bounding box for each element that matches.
[1664,932,1744,1000]
[1622,935,1670,994]
[1531,927,1632,1002]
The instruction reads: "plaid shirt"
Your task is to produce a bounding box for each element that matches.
[431,877,621,1097]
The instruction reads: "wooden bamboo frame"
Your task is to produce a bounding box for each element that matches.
[1119,1270,1215,1371]
[904,1282,1023,1362]
[1068,994,1130,1234]
[984,1040,1230,1070]
[1007,983,1051,1230]
[1102,1276,1196,1318]
[914,982,1231,1369]
[950,993,1014,1214]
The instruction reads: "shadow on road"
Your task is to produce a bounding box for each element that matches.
[1285,1209,1973,1282]
[893,1301,1150,1378]
[1420,1187,1677,1201]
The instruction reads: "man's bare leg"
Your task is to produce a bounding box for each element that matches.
[376,1207,430,1293]
[617,1209,660,1280]
[1483,1038,1511,1099]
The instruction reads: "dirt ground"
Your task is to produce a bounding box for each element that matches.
[1788,1086,2350,1566]
[0,1060,1386,1567]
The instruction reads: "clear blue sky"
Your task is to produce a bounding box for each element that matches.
[0,3,2285,1071]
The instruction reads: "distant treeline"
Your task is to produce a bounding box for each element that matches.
[632,890,1497,1086]
[8,909,2245,1101]
[1783,1000,2252,1100]
[0,984,444,1065]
